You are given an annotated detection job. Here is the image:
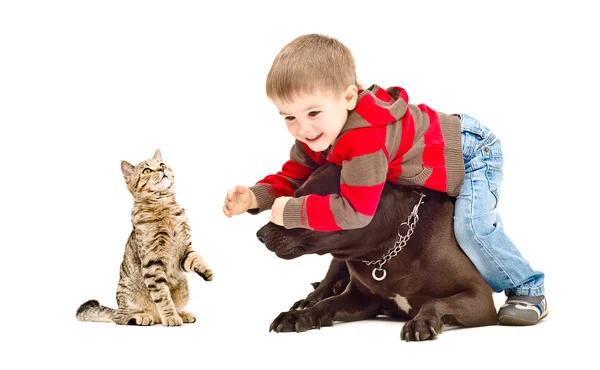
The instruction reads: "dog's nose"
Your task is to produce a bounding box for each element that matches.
[256,226,270,244]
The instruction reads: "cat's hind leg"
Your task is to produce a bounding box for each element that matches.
[115,277,161,325]
[178,311,196,323]
[113,310,155,326]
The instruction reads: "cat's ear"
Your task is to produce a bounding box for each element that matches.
[153,148,162,162]
[121,160,135,183]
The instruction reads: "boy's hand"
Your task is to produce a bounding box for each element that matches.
[269,196,292,226]
[223,186,257,217]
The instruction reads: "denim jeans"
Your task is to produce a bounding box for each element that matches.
[454,114,545,297]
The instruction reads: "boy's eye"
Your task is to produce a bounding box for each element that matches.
[285,116,296,122]
[308,111,321,117]
[143,168,152,175]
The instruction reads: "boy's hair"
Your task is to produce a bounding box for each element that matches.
[266,34,358,102]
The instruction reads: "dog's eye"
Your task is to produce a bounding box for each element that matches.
[143,168,151,175]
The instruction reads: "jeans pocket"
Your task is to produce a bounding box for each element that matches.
[485,163,503,208]
[462,125,485,139]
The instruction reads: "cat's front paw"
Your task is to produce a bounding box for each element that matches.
[162,314,184,327]
[195,266,213,281]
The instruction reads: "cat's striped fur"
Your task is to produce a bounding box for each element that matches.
[77,149,213,326]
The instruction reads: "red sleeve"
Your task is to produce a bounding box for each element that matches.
[256,141,321,197]
[284,128,388,231]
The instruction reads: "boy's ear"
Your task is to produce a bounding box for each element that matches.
[121,161,135,183]
[344,85,358,110]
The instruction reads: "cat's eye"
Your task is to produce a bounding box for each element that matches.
[143,168,152,175]
[160,163,166,169]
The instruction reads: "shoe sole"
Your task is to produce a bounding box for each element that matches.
[498,311,548,326]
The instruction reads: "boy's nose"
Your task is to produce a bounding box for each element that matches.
[298,124,313,137]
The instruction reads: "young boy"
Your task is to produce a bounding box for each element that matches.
[223,34,547,326]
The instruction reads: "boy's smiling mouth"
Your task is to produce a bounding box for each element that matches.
[305,133,323,142]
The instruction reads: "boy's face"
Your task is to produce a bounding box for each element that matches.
[273,86,358,152]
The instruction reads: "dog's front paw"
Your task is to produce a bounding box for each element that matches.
[290,280,349,310]
[269,308,332,333]
[290,285,331,310]
[290,297,319,311]
[401,317,443,341]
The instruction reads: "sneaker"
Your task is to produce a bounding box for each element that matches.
[498,294,548,326]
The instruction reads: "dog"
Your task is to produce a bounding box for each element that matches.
[256,164,497,341]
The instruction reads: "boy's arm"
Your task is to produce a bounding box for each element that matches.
[283,129,388,231]
[248,140,321,214]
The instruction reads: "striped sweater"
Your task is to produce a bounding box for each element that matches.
[249,85,465,231]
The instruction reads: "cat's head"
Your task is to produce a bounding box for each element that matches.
[121,149,175,198]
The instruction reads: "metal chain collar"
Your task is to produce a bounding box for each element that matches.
[363,191,426,281]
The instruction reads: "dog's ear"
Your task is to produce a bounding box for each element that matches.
[295,163,342,197]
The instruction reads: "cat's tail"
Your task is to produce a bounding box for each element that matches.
[76,299,117,323]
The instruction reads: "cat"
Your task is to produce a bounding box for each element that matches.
[76,149,213,326]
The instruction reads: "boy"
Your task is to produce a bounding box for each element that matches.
[223,34,547,325]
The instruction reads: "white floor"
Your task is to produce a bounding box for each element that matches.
[8,278,584,370]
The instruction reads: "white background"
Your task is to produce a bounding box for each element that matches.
[1,0,598,368]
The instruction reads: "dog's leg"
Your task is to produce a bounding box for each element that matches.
[290,258,350,310]
[270,281,381,333]
[401,288,497,341]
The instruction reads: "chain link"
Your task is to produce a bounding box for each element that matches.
[363,191,426,280]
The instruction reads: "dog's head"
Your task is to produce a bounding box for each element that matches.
[255,164,422,260]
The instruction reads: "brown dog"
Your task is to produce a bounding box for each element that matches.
[256,164,497,341]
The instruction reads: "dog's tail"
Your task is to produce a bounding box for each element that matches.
[76,300,117,323]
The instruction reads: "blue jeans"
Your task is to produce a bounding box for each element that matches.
[454,114,545,297]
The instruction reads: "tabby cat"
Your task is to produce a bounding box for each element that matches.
[77,149,213,326]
